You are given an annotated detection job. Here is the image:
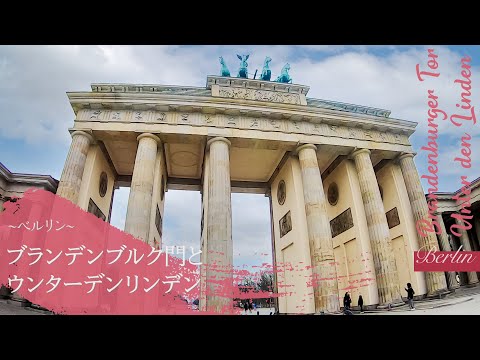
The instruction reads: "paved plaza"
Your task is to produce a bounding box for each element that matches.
[241,307,276,315]
[365,288,480,315]
[2,286,480,315]
[0,300,50,315]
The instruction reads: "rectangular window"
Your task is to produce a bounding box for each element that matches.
[88,198,106,221]
[155,205,162,237]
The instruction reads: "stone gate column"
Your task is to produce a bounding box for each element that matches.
[57,130,94,204]
[205,137,233,313]
[454,215,479,285]
[397,153,448,295]
[436,213,459,290]
[124,133,160,242]
[474,216,480,255]
[351,149,402,305]
[296,144,339,313]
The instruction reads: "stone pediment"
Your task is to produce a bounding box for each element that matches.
[69,76,415,153]
[88,76,391,119]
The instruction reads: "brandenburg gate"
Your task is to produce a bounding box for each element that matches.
[56,64,448,313]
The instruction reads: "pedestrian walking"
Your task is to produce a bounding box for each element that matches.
[358,295,364,313]
[405,283,415,310]
[343,292,352,310]
[343,292,353,314]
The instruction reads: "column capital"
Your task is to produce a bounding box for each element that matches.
[396,152,416,163]
[70,130,95,144]
[295,143,317,155]
[350,148,371,159]
[207,137,231,149]
[137,133,161,144]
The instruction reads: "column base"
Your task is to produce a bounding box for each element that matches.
[446,287,459,294]
[29,303,51,312]
[426,288,451,299]
[376,301,405,310]
[0,285,11,299]
[351,304,378,312]
[7,298,31,308]
[321,309,344,315]
[315,309,346,315]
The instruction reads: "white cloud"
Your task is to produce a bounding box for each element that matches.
[3,45,480,271]
[111,188,272,268]
[109,187,130,231]
[231,193,272,269]
[109,188,272,270]
[433,134,480,178]
[2,45,477,146]
[0,45,204,145]
[157,191,272,270]
[161,189,201,251]
[290,46,466,133]
[287,46,480,191]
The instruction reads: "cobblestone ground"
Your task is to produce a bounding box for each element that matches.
[0,300,276,315]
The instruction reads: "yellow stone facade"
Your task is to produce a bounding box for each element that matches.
[56,76,454,313]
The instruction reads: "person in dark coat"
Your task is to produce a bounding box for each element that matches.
[343,292,352,310]
[243,300,249,314]
[405,283,415,310]
[358,295,364,313]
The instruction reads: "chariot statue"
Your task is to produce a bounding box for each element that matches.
[275,63,292,83]
[236,54,249,78]
[260,56,272,81]
[219,56,231,77]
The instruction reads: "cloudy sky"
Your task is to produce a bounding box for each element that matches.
[1,45,479,271]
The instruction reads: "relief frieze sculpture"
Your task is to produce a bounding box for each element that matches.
[279,211,292,238]
[218,87,301,105]
[81,109,409,146]
[386,207,401,229]
[330,208,354,238]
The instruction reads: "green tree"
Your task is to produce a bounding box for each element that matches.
[255,271,274,307]
[238,276,256,293]
[257,271,273,292]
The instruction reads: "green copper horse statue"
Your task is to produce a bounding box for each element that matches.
[237,54,249,78]
[219,56,231,77]
[260,56,272,81]
[275,63,292,83]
